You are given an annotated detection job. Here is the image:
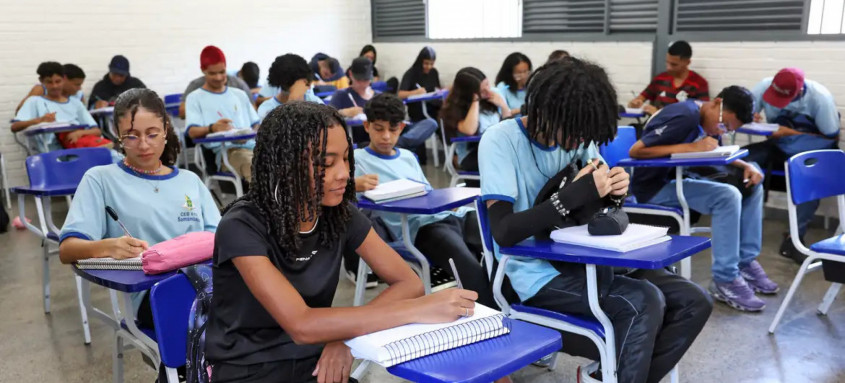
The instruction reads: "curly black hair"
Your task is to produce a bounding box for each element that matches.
[37,61,63,79]
[364,93,405,126]
[523,58,618,148]
[718,85,754,124]
[113,88,181,166]
[229,101,355,254]
[268,54,313,92]
[495,52,532,93]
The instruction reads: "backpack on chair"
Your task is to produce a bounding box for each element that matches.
[181,264,214,383]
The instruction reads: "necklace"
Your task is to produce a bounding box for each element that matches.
[123,159,163,193]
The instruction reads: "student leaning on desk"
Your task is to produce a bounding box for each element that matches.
[206,101,479,383]
[628,40,710,115]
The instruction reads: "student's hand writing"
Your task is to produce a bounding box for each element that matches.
[354,174,379,192]
[642,104,658,115]
[94,100,109,109]
[413,87,427,96]
[413,288,478,323]
[343,107,364,118]
[211,119,233,133]
[628,97,644,108]
[770,126,791,139]
[40,112,57,123]
[313,341,353,383]
[753,113,763,123]
[743,165,764,188]
[102,236,149,260]
[689,137,718,152]
[608,167,630,196]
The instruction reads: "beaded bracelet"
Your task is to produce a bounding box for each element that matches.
[550,192,571,217]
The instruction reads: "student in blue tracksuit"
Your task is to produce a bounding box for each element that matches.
[480,58,712,383]
[494,52,532,116]
[257,53,325,120]
[744,67,841,264]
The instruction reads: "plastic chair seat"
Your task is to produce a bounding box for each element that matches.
[457,170,480,176]
[809,235,845,256]
[511,304,606,338]
[120,320,157,342]
[47,232,59,242]
[213,171,235,178]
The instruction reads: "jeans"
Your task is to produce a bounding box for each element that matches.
[525,267,712,383]
[646,178,764,283]
[745,137,838,236]
[396,118,437,149]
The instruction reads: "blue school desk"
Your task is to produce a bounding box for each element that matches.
[355,187,480,304]
[89,106,116,139]
[191,131,257,144]
[21,123,89,154]
[616,149,748,278]
[193,131,257,197]
[404,89,449,167]
[73,265,194,383]
[387,319,562,383]
[404,89,449,105]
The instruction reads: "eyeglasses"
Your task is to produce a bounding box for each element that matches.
[513,69,531,80]
[120,130,165,148]
[717,102,735,139]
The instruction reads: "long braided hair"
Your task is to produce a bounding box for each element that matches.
[227,101,355,254]
[523,58,619,149]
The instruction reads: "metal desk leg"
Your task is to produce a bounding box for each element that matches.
[586,264,617,382]
[420,101,440,167]
[401,214,431,294]
[75,275,92,344]
[675,167,692,279]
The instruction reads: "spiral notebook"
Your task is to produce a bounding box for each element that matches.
[550,223,670,253]
[206,128,255,138]
[670,145,740,159]
[363,179,428,203]
[345,303,511,367]
[76,257,142,270]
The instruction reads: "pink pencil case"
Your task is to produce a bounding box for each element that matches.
[142,231,215,275]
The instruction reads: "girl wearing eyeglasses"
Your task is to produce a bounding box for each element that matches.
[494,52,533,116]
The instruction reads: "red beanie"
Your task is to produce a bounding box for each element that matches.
[200,45,226,70]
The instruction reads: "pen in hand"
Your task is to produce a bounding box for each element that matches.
[448,258,464,290]
[105,206,134,238]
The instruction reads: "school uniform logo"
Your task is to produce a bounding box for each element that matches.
[654,126,667,136]
[179,195,200,223]
[183,195,195,211]
[676,90,688,102]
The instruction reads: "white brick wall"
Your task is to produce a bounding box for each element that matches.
[0,0,371,186]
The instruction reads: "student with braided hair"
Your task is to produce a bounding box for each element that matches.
[479,58,712,383]
[206,101,478,383]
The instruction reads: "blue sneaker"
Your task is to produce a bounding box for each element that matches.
[709,277,766,312]
[740,260,779,294]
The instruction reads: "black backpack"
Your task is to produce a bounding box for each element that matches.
[181,264,214,383]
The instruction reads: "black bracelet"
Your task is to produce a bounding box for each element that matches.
[550,192,571,217]
[609,193,626,207]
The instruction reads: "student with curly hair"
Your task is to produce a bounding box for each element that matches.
[257,53,325,119]
[206,101,478,383]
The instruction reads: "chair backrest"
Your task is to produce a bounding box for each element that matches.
[787,149,845,205]
[150,273,195,368]
[163,93,182,118]
[372,81,390,92]
[26,148,113,189]
[313,84,337,94]
[599,126,637,168]
[475,197,496,278]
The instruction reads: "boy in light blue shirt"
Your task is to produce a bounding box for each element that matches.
[347,93,494,306]
[185,45,260,183]
[257,54,325,120]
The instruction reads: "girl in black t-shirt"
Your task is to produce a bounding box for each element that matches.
[206,101,478,383]
[398,46,441,122]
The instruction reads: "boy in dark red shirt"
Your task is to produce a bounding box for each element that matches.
[629,41,709,114]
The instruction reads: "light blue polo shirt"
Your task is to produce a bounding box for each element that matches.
[752,78,840,137]
[13,96,98,153]
[479,117,602,301]
[495,82,526,112]
[39,84,83,102]
[455,110,501,164]
[256,89,325,120]
[60,162,220,307]
[355,147,470,242]
[185,86,259,163]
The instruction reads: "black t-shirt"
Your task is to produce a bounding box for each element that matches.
[205,200,372,365]
[88,74,146,109]
[400,68,441,122]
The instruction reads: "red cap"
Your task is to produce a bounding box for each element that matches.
[200,45,226,71]
[763,67,804,108]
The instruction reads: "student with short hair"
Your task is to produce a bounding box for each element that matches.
[546,49,570,64]
[348,92,495,308]
[310,52,350,90]
[480,58,712,383]
[257,54,325,120]
[16,62,87,113]
[11,62,105,153]
[206,101,477,383]
[185,45,260,183]
[179,59,252,119]
[495,52,532,115]
[744,68,841,264]
[629,41,709,115]
[355,44,380,81]
[398,46,441,122]
[629,85,778,312]
[237,61,262,96]
[330,57,438,149]
[89,55,147,109]
[440,67,512,173]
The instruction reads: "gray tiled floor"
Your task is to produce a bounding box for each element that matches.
[0,163,843,382]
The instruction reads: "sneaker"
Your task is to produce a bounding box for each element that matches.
[779,234,808,265]
[740,260,779,294]
[532,353,555,368]
[345,269,378,289]
[709,278,766,312]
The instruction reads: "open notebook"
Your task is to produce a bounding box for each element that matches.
[739,122,779,134]
[77,257,142,270]
[406,89,446,101]
[550,223,670,253]
[671,145,740,159]
[363,179,427,203]
[25,121,75,131]
[624,107,645,115]
[206,128,255,138]
[346,303,510,367]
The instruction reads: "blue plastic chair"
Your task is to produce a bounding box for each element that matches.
[11,147,114,344]
[599,125,698,278]
[372,81,391,92]
[150,273,195,382]
[163,93,181,118]
[440,119,479,187]
[769,149,845,333]
[475,197,680,383]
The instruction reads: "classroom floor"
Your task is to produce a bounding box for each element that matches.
[1,163,843,383]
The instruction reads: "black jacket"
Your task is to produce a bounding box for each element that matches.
[88,74,146,108]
